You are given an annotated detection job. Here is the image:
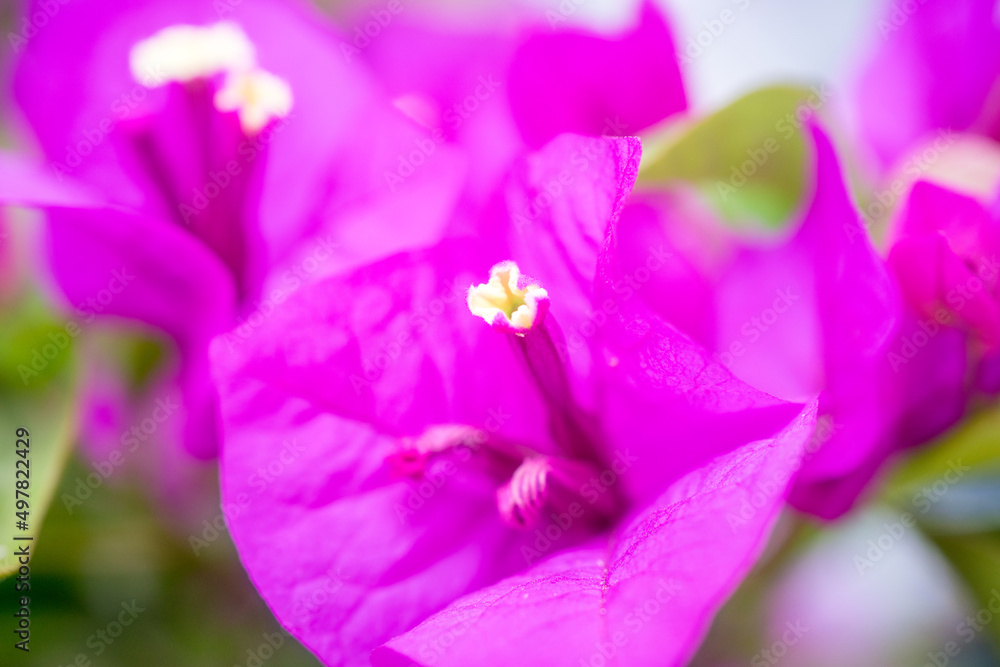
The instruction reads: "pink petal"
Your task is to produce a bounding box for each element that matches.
[0,153,235,459]
[508,1,687,148]
[855,0,1000,168]
[13,0,456,290]
[214,242,563,665]
[503,134,642,411]
[374,402,818,666]
[611,192,726,349]
[889,233,1000,349]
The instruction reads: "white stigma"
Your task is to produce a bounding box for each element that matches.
[467,261,549,334]
[214,68,293,134]
[129,22,256,86]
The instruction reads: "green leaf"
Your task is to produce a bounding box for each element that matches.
[638,85,821,229]
[925,530,1000,649]
[0,305,80,579]
[0,295,75,391]
[883,405,1000,504]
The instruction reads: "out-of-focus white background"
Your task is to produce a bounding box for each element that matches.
[523,0,881,110]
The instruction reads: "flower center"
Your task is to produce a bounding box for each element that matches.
[129,22,293,135]
[495,455,617,529]
[214,69,293,135]
[467,261,549,334]
[387,260,622,531]
[388,425,619,530]
[123,22,296,306]
[129,22,255,86]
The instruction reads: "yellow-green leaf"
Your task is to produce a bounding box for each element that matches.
[884,405,1000,504]
[0,307,79,579]
[926,531,1000,649]
[638,85,824,229]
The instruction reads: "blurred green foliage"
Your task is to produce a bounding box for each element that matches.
[0,455,322,666]
[0,292,80,579]
[638,85,820,230]
[882,405,1000,657]
[885,406,1000,500]
[0,226,319,663]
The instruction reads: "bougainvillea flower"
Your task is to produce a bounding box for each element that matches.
[854,0,1000,170]
[212,134,817,665]
[887,178,1000,400]
[0,0,461,457]
[505,0,687,148]
[888,180,1000,350]
[621,122,905,519]
[362,0,687,201]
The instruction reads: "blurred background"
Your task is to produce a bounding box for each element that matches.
[2,0,1000,665]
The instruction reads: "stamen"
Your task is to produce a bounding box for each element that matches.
[387,424,486,477]
[496,456,607,529]
[497,457,551,528]
[129,22,256,86]
[467,261,549,335]
[391,424,624,530]
[214,68,294,134]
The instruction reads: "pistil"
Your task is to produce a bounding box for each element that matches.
[467,261,549,335]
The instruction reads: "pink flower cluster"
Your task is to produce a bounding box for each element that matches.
[3,0,999,664]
